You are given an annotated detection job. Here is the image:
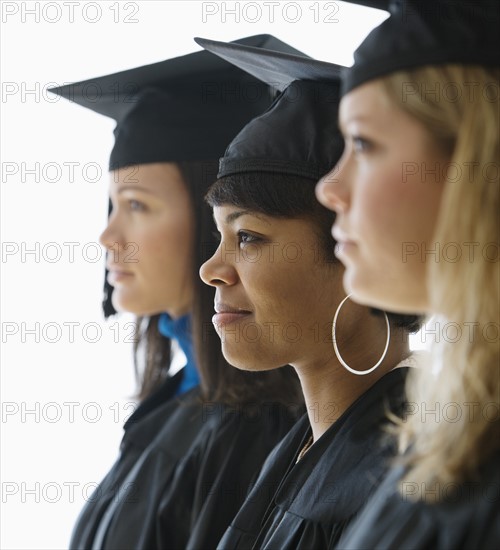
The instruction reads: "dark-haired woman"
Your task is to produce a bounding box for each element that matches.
[196,42,424,547]
[50,36,305,550]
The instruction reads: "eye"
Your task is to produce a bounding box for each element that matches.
[352,136,373,154]
[238,231,261,246]
[129,199,146,212]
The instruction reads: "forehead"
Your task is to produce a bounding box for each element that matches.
[108,163,187,197]
[339,80,392,128]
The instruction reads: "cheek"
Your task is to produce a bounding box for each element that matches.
[243,256,329,322]
[345,162,435,308]
[148,217,192,258]
[235,258,289,325]
[359,152,442,244]
[353,165,404,244]
[346,165,421,297]
[239,261,277,302]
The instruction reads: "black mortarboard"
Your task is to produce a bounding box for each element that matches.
[343,0,500,95]
[195,37,342,94]
[217,79,343,181]
[49,35,309,317]
[49,35,309,170]
[194,38,344,183]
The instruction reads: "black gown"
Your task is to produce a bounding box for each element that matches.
[69,370,300,549]
[334,449,500,549]
[217,367,409,549]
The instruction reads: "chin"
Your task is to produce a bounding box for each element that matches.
[347,273,427,315]
[221,346,279,372]
[343,268,380,307]
[112,295,162,317]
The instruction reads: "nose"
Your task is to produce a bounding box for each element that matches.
[316,153,351,214]
[99,202,122,251]
[199,246,238,287]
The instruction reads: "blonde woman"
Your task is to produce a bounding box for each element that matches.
[316,0,500,547]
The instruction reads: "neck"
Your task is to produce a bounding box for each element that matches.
[294,329,410,442]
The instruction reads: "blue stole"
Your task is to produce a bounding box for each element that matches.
[158,313,200,395]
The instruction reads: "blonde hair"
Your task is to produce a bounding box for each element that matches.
[382,65,500,499]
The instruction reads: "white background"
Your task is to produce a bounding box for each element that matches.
[0,1,394,548]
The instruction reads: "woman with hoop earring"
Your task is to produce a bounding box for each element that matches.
[196,36,424,549]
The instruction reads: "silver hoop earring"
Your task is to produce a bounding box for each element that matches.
[332,294,391,376]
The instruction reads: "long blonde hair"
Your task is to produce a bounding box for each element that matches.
[383,65,499,499]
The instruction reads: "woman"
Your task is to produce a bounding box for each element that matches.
[49,36,305,550]
[197,39,423,548]
[315,1,500,547]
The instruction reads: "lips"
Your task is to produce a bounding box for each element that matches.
[334,241,356,259]
[106,266,134,285]
[212,302,252,328]
[332,225,357,260]
[332,226,353,244]
[106,263,133,273]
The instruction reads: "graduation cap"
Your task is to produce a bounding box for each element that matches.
[49,34,309,170]
[194,37,343,94]
[194,37,345,183]
[49,35,310,317]
[343,0,500,95]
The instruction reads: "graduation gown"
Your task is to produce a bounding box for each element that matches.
[217,367,409,549]
[334,449,500,549]
[69,371,300,549]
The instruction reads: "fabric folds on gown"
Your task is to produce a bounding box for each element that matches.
[218,367,409,550]
[334,449,500,549]
[70,372,300,549]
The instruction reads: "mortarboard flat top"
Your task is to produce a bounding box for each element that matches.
[343,0,500,95]
[194,37,343,93]
[193,38,344,182]
[49,34,307,122]
[49,34,310,169]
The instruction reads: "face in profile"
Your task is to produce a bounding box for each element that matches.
[100,162,194,318]
[200,206,344,371]
[316,79,449,314]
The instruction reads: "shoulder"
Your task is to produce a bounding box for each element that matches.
[120,387,203,451]
[193,400,303,449]
[336,453,500,550]
[177,403,304,474]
